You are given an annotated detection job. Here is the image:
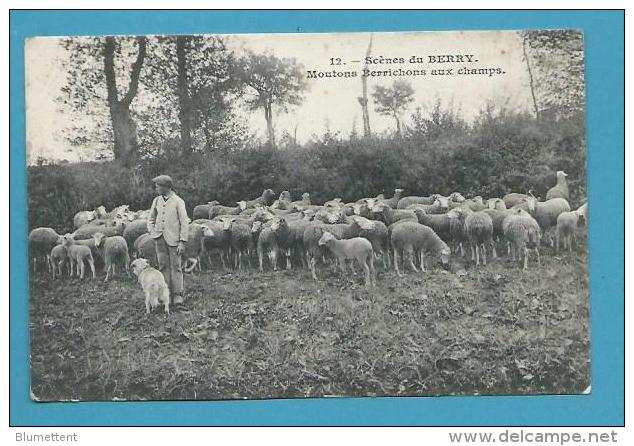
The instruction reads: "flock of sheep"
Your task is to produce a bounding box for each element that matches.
[29,170,588,289]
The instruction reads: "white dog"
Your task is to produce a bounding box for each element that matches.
[130,258,170,315]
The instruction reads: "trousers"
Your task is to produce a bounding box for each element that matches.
[154,235,183,296]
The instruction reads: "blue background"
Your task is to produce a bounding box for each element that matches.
[10,10,624,426]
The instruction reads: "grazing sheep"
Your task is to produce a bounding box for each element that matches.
[349,215,390,269]
[49,243,68,279]
[503,193,531,209]
[413,208,451,242]
[93,233,130,282]
[29,227,63,273]
[62,234,96,279]
[396,194,439,209]
[546,171,570,200]
[525,196,571,246]
[318,232,376,287]
[192,201,220,220]
[72,220,125,240]
[376,188,404,208]
[73,205,107,229]
[390,221,450,276]
[108,205,131,220]
[503,209,542,269]
[448,207,495,266]
[123,219,148,246]
[256,217,292,272]
[209,204,242,220]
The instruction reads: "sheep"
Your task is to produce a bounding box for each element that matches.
[256,217,292,272]
[133,233,158,266]
[482,208,514,242]
[457,196,486,212]
[179,223,214,273]
[396,194,440,209]
[194,219,230,270]
[376,188,404,208]
[93,233,130,282]
[486,198,507,210]
[525,195,571,246]
[192,201,220,220]
[29,227,63,273]
[413,208,451,242]
[503,193,531,209]
[123,219,148,246]
[72,220,125,240]
[324,198,343,208]
[291,192,311,208]
[73,205,107,229]
[241,189,276,209]
[546,171,570,201]
[448,207,496,266]
[372,202,417,225]
[348,215,390,269]
[318,232,376,287]
[351,201,371,218]
[220,216,255,270]
[64,237,97,280]
[209,204,242,220]
[577,202,588,226]
[389,221,450,277]
[502,209,542,269]
[555,203,587,253]
[314,208,347,224]
[271,191,293,210]
[108,205,131,220]
[302,221,369,280]
[448,192,466,203]
[49,243,68,279]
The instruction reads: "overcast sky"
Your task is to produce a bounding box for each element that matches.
[25,30,533,163]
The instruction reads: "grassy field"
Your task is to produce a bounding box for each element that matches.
[30,242,590,401]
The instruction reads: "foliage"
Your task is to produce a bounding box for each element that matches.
[28,105,586,233]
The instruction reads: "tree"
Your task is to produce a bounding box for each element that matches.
[371,80,415,136]
[358,34,373,138]
[176,35,194,154]
[236,51,306,148]
[519,30,585,119]
[104,36,147,165]
[60,36,147,164]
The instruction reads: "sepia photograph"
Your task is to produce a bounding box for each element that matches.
[25,29,589,402]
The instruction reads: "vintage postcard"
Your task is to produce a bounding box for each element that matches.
[26,29,589,401]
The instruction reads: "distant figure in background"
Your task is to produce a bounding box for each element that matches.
[147,175,189,305]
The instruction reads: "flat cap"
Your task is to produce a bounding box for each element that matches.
[152,175,173,188]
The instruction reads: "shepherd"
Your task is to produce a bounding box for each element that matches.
[147,175,189,305]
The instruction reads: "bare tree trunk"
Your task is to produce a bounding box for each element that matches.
[176,35,193,154]
[104,36,146,166]
[358,34,373,138]
[394,113,401,137]
[264,101,275,148]
[522,33,540,119]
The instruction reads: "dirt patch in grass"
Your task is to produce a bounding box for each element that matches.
[30,245,590,401]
